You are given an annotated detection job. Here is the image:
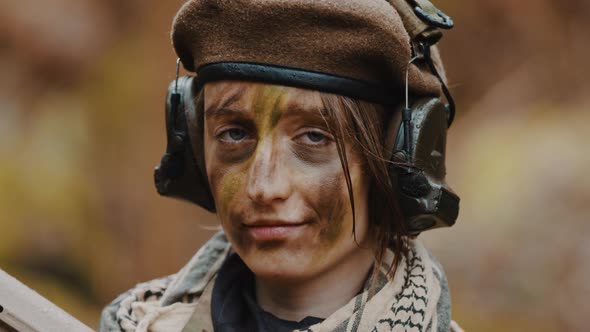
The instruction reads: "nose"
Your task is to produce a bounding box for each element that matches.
[246,139,292,204]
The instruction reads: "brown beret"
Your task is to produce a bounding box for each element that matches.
[171,0,447,104]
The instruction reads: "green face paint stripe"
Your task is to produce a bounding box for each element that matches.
[270,105,282,129]
[217,85,288,217]
[253,86,288,137]
[218,170,245,216]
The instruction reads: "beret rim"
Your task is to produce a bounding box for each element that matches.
[196,61,401,105]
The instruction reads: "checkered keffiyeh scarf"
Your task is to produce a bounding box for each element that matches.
[100,232,463,332]
[294,242,459,332]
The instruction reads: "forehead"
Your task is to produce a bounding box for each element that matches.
[203,81,325,116]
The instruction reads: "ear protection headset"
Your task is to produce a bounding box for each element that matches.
[154,73,215,212]
[154,0,460,235]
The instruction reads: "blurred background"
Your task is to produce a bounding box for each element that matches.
[1,0,589,330]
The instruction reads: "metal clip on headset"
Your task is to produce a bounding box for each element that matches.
[402,55,420,163]
[389,0,456,127]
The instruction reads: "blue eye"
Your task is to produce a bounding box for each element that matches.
[306,131,325,143]
[217,128,247,142]
[297,129,331,146]
[228,129,246,140]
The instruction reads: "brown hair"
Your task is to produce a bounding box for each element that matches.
[319,93,409,282]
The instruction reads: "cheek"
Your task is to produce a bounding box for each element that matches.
[319,190,348,245]
[207,165,250,250]
[204,137,247,219]
[310,169,351,244]
[216,169,246,218]
[310,159,368,250]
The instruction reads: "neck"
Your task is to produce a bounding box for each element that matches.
[255,248,374,322]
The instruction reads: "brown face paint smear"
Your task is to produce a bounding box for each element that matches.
[218,169,246,218]
[204,81,371,282]
[312,171,350,265]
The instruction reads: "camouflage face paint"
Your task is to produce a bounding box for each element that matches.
[215,85,288,216]
[218,170,244,218]
[253,85,288,138]
[203,81,372,283]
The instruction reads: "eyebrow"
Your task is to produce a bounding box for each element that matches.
[281,104,331,121]
[205,92,331,121]
[204,87,246,118]
[204,107,251,120]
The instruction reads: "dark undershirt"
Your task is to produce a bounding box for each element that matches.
[211,253,324,332]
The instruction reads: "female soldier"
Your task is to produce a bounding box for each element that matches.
[100,0,462,331]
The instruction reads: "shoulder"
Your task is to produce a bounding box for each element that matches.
[98,232,231,332]
[406,240,451,332]
[410,240,461,332]
[99,275,176,331]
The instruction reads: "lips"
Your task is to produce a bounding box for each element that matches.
[243,219,305,227]
[243,220,309,240]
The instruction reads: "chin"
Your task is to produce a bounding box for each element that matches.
[239,245,319,281]
[248,262,317,282]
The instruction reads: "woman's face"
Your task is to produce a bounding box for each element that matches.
[203,81,372,281]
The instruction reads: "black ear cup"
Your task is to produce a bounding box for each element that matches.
[390,98,460,235]
[154,76,216,212]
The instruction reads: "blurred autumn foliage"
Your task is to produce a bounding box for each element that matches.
[0,0,589,330]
